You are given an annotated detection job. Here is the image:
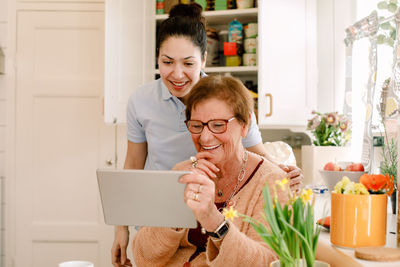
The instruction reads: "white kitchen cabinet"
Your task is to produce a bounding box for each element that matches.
[105,0,317,128]
[257,0,317,128]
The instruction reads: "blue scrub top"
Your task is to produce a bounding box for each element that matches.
[127,78,262,170]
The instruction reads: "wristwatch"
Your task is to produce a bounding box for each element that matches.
[203,220,230,240]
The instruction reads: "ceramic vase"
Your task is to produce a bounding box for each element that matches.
[301,145,352,185]
[391,189,397,214]
[330,192,387,248]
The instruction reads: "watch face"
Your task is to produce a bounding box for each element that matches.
[217,222,229,238]
[208,220,230,239]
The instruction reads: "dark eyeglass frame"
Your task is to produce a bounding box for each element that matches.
[185,117,236,134]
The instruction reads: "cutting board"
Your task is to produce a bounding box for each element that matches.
[355,247,400,261]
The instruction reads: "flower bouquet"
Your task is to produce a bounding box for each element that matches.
[307,111,351,146]
[225,179,325,267]
[331,175,393,247]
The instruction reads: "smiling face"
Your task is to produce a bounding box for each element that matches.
[158,36,206,101]
[190,98,249,165]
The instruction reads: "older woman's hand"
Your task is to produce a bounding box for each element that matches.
[178,169,224,232]
[279,164,304,193]
[173,151,220,179]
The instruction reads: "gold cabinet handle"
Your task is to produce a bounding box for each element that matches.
[265,93,273,117]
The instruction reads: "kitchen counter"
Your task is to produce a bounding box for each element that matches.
[319,213,400,266]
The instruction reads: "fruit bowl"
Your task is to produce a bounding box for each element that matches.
[319,170,365,191]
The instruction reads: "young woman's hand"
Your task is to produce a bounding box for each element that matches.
[111,226,133,267]
[279,164,304,193]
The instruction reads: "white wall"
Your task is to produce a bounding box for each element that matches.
[0,0,7,265]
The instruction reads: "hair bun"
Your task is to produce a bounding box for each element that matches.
[169,3,204,22]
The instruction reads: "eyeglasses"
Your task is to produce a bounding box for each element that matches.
[185,117,236,134]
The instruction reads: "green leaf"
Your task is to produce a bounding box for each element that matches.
[377,1,388,9]
[279,218,314,262]
[390,29,397,41]
[380,22,392,30]
[377,34,386,44]
[386,37,394,46]
[388,3,397,12]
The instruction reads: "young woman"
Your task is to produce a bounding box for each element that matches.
[112,4,302,267]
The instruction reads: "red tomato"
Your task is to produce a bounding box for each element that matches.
[323,162,341,171]
[345,163,364,172]
[317,216,330,228]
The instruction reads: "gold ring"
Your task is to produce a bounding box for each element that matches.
[193,192,199,201]
[190,156,198,168]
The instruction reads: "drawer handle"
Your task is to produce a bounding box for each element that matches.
[265,93,273,117]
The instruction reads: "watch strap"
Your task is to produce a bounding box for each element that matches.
[205,220,229,239]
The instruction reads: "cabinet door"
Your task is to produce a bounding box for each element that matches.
[258,0,317,127]
[104,0,154,124]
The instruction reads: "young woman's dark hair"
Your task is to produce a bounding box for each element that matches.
[156,3,207,58]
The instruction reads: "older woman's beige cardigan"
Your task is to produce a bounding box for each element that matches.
[132,157,289,267]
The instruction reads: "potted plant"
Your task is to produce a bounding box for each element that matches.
[331,175,394,248]
[379,131,398,213]
[301,111,352,185]
[223,179,329,267]
[306,111,351,147]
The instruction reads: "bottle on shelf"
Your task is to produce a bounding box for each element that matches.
[156,0,165,14]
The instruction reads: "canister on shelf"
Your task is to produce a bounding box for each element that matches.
[156,0,165,14]
[214,0,227,10]
[228,19,243,44]
[244,23,258,38]
[244,37,257,53]
[206,27,220,66]
[243,53,257,66]
[224,42,238,56]
[218,30,228,66]
[236,0,253,9]
[226,55,241,66]
[227,0,236,9]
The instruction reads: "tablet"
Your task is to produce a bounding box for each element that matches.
[96,169,197,228]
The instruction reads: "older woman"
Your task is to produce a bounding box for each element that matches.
[132,75,289,266]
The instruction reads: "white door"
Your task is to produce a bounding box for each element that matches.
[15,10,115,267]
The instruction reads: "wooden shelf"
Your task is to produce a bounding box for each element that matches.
[154,66,257,76]
[204,66,257,74]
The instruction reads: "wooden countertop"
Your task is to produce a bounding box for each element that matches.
[318,214,400,266]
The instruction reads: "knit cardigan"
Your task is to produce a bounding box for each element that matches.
[132,157,289,267]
